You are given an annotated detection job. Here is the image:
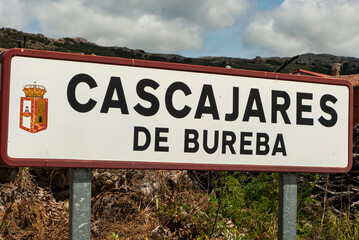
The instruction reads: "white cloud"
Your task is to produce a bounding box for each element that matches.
[0,0,251,53]
[0,0,27,29]
[243,0,359,57]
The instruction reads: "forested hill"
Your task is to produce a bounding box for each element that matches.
[1,27,359,75]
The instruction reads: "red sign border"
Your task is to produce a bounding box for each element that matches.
[0,48,353,172]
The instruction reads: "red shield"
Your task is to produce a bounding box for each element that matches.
[20,96,48,133]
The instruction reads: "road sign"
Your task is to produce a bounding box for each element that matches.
[0,49,353,172]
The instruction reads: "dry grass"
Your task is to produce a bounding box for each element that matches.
[0,168,69,239]
[0,168,207,239]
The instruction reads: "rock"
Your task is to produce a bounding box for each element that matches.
[92,170,126,196]
[92,192,138,221]
[166,170,189,188]
[134,171,160,197]
[149,225,171,239]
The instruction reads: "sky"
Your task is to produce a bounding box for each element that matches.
[1,0,359,59]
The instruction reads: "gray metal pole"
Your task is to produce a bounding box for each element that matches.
[69,168,92,240]
[278,172,297,240]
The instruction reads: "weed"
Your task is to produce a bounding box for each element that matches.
[111,232,119,239]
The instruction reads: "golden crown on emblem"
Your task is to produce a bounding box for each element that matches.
[23,83,47,98]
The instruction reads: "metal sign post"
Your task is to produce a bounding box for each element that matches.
[278,172,297,240]
[69,168,92,240]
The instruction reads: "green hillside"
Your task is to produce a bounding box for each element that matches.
[3,27,350,74]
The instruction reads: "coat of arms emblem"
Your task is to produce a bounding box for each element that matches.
[19,82,48,133]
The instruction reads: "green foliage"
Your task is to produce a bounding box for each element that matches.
[154,172,280,239]
[110,232,119,240]
[154,172,359,239]
[156,188,212,239]
[266,59,282,66]
[206,172,279,239]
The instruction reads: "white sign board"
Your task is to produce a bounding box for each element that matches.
[0,49,353,172]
